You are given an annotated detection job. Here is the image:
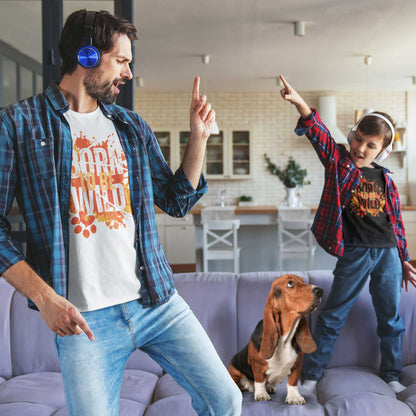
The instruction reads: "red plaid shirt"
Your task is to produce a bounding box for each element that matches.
[295,109,409,262]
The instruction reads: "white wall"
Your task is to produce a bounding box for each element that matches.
[135,90,409,207]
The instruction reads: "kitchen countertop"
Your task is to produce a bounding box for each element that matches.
[8,204,416,217]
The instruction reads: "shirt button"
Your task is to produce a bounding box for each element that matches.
[139,265,145,271]
[346,164,350,168]
[40,141,46,147]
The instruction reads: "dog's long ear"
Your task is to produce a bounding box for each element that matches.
[260,291,280,359]
[295,317,316,354]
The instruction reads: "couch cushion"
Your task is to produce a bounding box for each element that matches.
[318,366,395,403]
[237,271,310,350]
[0,402,57,416]
[320,367,414,415]
[324,391,413,416]
[0,372,65,408]
[174,272,237,365]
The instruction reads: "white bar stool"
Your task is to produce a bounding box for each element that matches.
[277,206,315,269]
[202,219,241,273]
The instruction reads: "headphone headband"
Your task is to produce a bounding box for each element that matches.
[76,11,100,69]
[352,113,395,140]
[82,11,96,46]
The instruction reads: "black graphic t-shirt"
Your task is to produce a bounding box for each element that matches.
[342,167,397,248]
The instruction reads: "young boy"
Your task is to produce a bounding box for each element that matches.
[279,75,416,395]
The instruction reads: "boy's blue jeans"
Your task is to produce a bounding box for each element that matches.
[302,246,405,383]
[55,291,242,416]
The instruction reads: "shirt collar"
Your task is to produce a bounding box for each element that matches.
[45,81,69,113]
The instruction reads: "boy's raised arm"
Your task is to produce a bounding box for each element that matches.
[280,75,312,119]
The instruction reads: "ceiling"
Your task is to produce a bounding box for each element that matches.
[1,0,416,92]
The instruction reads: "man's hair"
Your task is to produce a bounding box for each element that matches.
[358,111,395,149]
[59,9,138,76]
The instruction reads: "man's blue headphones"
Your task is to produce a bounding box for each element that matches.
[76,11,100,69]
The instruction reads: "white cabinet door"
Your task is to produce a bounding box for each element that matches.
[165,219,196,264]
[155,214,196,264]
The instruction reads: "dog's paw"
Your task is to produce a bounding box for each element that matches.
[285,395,306,405]
[285,385,306,405]
[255,392,271,401]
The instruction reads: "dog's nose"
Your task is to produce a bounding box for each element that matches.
[313,287,323,298]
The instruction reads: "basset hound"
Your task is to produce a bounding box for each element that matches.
[228,274,323,404]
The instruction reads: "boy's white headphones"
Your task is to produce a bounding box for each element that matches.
[347,113,395,164]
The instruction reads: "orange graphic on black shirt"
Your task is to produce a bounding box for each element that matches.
[349,177,385,219]
[69,131,132,238]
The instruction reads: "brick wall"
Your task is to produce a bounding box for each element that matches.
[135,90,408,207]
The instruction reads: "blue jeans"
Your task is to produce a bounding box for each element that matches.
[55,291,242,416]
[302,247,405,383]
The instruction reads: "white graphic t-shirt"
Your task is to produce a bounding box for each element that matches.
[64,107,141,312]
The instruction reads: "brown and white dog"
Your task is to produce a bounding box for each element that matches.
[228,274,323,405]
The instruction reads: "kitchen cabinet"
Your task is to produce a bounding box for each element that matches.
[155,213,196,272]
[153,128,252,179]
[403,210,416,260]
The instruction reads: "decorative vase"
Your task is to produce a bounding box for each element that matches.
[285,187,299,207]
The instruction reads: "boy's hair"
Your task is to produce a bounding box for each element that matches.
[58,9,138,76]
[357,111,394,149]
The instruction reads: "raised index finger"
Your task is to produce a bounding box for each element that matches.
[279,75,290,92]
[192,76,200,103]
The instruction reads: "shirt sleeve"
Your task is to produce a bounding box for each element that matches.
[294,108,340,167]
[143,122,208,217]
[0,116,26,274]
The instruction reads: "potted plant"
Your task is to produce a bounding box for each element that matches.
[264,154,310,207]
[238,195,254,206]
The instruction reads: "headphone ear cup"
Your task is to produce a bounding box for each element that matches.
[374,150,389,164]
[77,45,100,68]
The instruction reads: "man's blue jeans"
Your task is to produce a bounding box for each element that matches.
[302,246,405,383]
[55,291,242,416]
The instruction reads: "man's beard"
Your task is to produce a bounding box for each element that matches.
[83,68,123,105]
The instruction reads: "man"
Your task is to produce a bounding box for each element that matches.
[0,9,242,416]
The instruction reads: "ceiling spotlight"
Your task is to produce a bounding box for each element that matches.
[201,54,210,64]
[412,76,416,85]
[294,21,306,37]
[364,55,372,66]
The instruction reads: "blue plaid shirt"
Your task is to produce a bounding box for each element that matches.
[0,82,207,308]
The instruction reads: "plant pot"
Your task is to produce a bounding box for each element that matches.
[285,187,299,207]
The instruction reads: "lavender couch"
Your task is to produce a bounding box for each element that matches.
[1,270,416,415]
